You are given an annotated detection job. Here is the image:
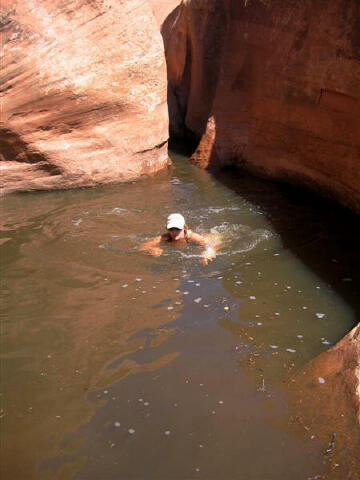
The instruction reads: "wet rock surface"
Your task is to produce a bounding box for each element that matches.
[0,0,169,193]
[163,0,360,213]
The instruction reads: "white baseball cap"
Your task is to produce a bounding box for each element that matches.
[166,213,185,230]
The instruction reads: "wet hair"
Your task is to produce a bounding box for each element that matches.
[184,224,189,240]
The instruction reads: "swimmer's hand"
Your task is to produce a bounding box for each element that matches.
[151,247,163,257]
[200,245,216,265]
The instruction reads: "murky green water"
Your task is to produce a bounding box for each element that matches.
[1,148,359,480]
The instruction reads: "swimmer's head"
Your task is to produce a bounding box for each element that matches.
[167,213,186,240]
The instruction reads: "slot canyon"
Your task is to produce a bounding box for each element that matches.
[1,1,359,479]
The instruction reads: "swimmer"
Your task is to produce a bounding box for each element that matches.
[140,213,217,265]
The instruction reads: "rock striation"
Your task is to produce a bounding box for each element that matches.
[0,0,169,193]
[163,0,360,213]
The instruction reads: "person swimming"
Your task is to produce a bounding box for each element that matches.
[140,213,217,265]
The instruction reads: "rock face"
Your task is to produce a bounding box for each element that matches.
[0,0,169,193]
[302,323,360,425]
[290,323,360,477]
[163,0,360,213]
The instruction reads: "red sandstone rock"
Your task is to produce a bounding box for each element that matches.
[289,323,360,478]
[164,0,360,213]
[0,0,169,193]
[300,323,360,424]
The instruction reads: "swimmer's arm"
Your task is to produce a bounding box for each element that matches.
[140,235,167,256]
[201,244,217,264]
[188,231,216,264]
[187,230,207,246]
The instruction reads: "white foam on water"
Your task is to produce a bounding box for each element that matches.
[207,206,241,214]
[176,225,271,259]
[170,177,182,185]
[111,207,129,214]
[110,207,142,215]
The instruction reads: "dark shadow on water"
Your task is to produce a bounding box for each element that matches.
[214,165,360,325]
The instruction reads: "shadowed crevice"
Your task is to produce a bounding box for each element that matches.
[0,127,50,164]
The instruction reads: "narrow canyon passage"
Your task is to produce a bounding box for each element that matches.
[1,1,359,479]
[1,148,359,480]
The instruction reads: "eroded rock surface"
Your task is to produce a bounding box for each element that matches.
[304,323,360,423]
[164,0,360,213]
[0,0,169,193]
[290,323,360,478]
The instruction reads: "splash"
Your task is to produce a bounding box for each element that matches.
[177,223,271,259]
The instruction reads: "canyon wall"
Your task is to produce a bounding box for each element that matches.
[163,0,360,213]
[0,0,169,193]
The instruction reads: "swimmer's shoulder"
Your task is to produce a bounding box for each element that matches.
[160,233,171,242]
[187,230,206,245]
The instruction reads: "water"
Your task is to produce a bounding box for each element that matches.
[1,147,359,480]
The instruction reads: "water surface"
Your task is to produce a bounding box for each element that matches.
[1,148,359,479]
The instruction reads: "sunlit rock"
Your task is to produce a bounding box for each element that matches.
[290,323,360,476]
[299,323,360,424]
[0,0,169,193]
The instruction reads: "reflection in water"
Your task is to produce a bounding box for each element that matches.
[1,150,359,479]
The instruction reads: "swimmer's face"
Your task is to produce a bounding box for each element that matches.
[168,227,184,240]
